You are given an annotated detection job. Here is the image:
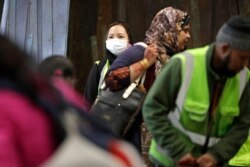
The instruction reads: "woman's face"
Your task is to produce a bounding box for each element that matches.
[177,24,191,50]
[107,25,129,42]
[106,25,130,56]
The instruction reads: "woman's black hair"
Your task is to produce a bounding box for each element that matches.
[107,21,133,44]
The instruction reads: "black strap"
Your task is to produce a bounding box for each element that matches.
[202,82,222,153]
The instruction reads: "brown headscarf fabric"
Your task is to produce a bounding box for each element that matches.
[144,7,189,75]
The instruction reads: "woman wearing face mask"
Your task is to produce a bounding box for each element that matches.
[84,21,133,104]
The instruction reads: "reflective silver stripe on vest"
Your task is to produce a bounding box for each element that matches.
[175,52,193,116]
[168,52,220,147]
[168,112,220,146]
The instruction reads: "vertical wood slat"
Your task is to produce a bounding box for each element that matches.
[0,0,9,34]
[37,0,42,62]
[189,0,201,47]
[96,0,112,60]
[7,0,16,41]
[25,2,32,56]
[118,0,126,21]
[15,0,29,49]
[1,0,71,62]
[41,0,52,60]
[67,0,98,92]
[127,0,147,42]
[52,0,70,56]
[27,0,38,60]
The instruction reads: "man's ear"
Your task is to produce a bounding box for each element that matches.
[220,43,231,55]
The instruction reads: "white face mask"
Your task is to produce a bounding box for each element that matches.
[106,38,128,56]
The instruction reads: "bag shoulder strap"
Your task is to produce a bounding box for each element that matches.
[123,73,146,99]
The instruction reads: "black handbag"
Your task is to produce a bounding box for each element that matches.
[90,74,146,136]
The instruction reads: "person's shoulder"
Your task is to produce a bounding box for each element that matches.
[123,43,146,56]
[134,42,147,48]
[132,42,147,51]
[0,89,45,119]
[0,89,31,105]
[52,77,90,111]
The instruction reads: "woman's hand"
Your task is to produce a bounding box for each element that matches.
[129,43,158,81]
[144,43,158,67]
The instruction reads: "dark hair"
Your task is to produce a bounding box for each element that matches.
[0,35,64,108]
[39,55,75,78]
[0,35,38,94]
[106,21,133,44]
[181,14,191,27]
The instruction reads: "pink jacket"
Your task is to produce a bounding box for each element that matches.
[0,90,55,167]
[0,78,89,167]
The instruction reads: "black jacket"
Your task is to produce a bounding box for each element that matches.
[84,50,116,104]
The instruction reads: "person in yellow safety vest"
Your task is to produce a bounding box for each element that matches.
[143,16,250,167]
[84,21,133,105]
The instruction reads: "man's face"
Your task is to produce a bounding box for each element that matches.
[177,24,191,50]
[221,48,250,77]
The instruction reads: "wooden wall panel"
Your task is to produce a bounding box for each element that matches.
[1,0,249,93]
[52,0,70,56]
[126,0,147,42]
[67,0,98,93]
[0,0,4,20]
[189,0,201,47]
[238,0,250,17]
[7,0,16,41]
[28,0,38,58]
[95,0,112,61]
[68,0,250,92]
[123,0,249,48]
[1,0,70,63]
[41,0,53,60]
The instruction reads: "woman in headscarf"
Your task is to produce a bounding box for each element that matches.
[105,6,191,90]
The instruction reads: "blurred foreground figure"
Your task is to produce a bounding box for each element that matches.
[39,55,76,87]
[0,35,143,167]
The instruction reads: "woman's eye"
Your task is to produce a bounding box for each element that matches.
[118,36,125,39]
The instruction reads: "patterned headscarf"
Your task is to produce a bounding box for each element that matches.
[145,7,190,75]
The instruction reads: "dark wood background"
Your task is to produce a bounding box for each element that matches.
[67,0,250,93]
[1,0,246,93]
